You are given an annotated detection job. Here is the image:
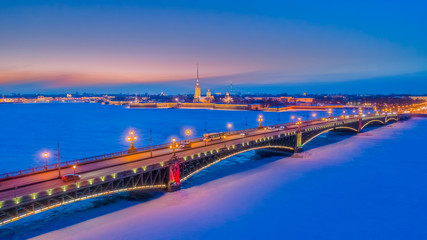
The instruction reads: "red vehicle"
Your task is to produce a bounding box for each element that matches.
[62,174,81,182]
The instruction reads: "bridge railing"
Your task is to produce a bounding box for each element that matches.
[0,114,392,181]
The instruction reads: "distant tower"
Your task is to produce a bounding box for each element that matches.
[206,89,214,102]
[193,64,201,102]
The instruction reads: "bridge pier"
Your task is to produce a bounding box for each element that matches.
[167,158,181,192]
[294,131,303,153]
[358,117,363,133]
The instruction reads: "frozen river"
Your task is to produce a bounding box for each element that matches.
[27,117,426,240]
[1,104,425,239]
[0,103,332,172]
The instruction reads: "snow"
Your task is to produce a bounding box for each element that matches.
[18,118,427,239]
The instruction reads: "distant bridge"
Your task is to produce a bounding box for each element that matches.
[0,113,409,225]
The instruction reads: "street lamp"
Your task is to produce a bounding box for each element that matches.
[258,115,263,129]
[328,109,332,118]
[312,113,316,117]
[169,138,179,153]
[296,117,302,131]
[291,116,295,120]
[227,123,232,133]
[72,165,76,175]
[185,129,191,143]
[42,152,49,169]
[127,130,137,153]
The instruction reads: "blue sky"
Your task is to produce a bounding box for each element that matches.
[0,0,426,94]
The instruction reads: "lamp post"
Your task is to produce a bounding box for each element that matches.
[328,109,332,118]
[72,165,76,175]
[185,129,191,143]
[297,117,302,131]
[258,115,263,129]
[227,123,232,133]
[127,130,137,153]
[43,152,49,170]
[150,129,153,157]
[169,138,179,154]
[57,140,62,177]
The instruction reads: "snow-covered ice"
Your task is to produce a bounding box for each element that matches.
[5,118,427,239]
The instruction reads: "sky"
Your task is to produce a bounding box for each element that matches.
[1,0,426,94]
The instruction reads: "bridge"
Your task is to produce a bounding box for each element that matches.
[0,113,408,226]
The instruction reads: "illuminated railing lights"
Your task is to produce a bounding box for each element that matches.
[30,193,38,200]
[0,184,167,226]
[13,197,21,204]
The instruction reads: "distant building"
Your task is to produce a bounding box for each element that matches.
[222,90,233,103]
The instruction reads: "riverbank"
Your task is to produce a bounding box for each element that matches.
[125,102,345,112]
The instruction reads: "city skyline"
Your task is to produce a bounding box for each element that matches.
[1,0,427,94]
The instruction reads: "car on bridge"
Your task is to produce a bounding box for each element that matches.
[62,174,81,182]
[180,143,192,148]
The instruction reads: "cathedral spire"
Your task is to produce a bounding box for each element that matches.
[193,64,201,102]
[196,63,199,86]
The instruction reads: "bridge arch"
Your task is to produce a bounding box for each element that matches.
[180,145,294,182]
[301,128,334,147]
[361,119,384,130]
[301,126,359,147]
[0,184,166,226]
[385,117,398,123]
[334,126,359,132]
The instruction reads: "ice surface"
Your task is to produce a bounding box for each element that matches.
[0,103,331,172]
[27,118,427,240]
